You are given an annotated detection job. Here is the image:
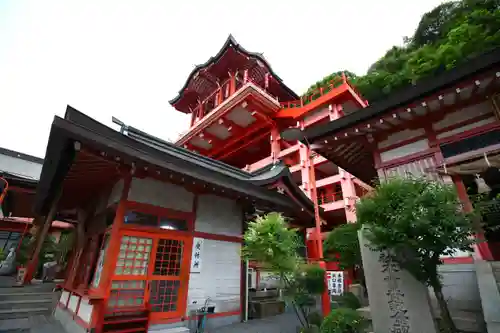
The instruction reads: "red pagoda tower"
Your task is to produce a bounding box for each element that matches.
[170,35,371,264]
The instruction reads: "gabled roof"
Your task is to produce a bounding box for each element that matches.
[35,106,319,224]
[169,34,299,112]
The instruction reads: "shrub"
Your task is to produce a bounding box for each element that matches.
[337,292,361,310]
[320,308,366,333]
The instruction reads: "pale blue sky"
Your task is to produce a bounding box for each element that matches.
[0,0,445,158]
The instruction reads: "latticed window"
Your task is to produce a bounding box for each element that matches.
[115,236,152,276]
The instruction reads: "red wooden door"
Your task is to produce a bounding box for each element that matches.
[107,230,192,320]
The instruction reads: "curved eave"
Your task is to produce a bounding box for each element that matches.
[169,34,299,107]
[248,161,324,218]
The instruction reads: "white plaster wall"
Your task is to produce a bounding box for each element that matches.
[433,101,493,131]
[108,179,124,207]
[128,177,194,212]
[378,128,426,149]
[428,264,485,332]
[68,295,80,313]
[60,291,70,305]
[195,194,242,236]
[187,239,241,314]
[77,298,93,323]
[380,139,429,162]
[436,117,496,140]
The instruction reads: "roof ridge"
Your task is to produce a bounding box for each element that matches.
[123,124,252,179]
[169,34,298,107]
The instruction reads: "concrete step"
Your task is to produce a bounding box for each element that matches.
[0,307,52,320]
[0,283,57,294]
[0,291,57,301]
[149,328,189,333]
[0,299,54,310]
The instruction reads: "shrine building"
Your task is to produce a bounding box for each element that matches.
[0,147,72,252]
[29,106,319,333]
[303,46,500,262]
[169,35,372,270]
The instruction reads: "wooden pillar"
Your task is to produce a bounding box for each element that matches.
[96,176,131,294]
[190,108,197,127]
[270,126,281,163]
[65,209,89,289]
[340,168,358,223]
[24,190,61,283]
[452,174,493,261]
[299,143,312,197]
[229,72,236,95]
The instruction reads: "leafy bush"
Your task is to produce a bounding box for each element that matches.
[307,311,323,328]
[242,213,325,329]
[337,292,361,310]
[324,223,361,270]
[320,308,366,333]
[304,0,500,103]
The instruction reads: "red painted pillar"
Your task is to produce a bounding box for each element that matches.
[229,72,236,95]
[452,175,493,260]
[270,126,281,163]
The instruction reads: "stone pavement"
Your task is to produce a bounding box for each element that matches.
[0,315,65,333]
[215,313,301,333]
[0,313,300,333]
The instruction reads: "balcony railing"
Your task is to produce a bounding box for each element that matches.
[191,70,275,125]
[318,191,343,205]
[280,75,347,110]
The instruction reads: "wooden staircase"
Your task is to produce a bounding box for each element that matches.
[101,308,150,333]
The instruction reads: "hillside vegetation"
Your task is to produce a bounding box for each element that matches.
[304,0,500,103]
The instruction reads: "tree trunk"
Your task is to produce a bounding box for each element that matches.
[431,280,457,333]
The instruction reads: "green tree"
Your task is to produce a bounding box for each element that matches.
[320,308,366,333]
[355,177,477,333]
[303,0,500,103]
[242,212,326,331]
[323,223,361,271]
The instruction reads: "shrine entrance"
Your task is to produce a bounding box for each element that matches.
[108,229,192,320]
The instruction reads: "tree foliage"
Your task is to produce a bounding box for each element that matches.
[242,212,326,330]
[304,0,500,103]
[323,223,361,271]
[320,308,367,333]
[355,177,477,333]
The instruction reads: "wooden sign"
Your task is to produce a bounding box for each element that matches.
[190,238,204,273]
[327,271,344,296]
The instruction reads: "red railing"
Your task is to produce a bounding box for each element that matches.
[318,191,343,205]
[192,78,232,122]
[191,70,275,125]
[280,74,347,110]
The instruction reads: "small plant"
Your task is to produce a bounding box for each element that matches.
[242,212,326,329]
[337,292,361,310]
[320,308,366,333]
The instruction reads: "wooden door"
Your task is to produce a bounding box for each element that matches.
[148,235,192,320]
[108,230,191,319]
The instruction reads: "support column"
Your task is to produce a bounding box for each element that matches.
[299,143,312,197]
[340,168,358,223]
[96,176,131,295]
[452,175,493,260]
[270,126,281,163]
[65,209,89,289]
[24,190,62,283]
[229,72,236,95]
